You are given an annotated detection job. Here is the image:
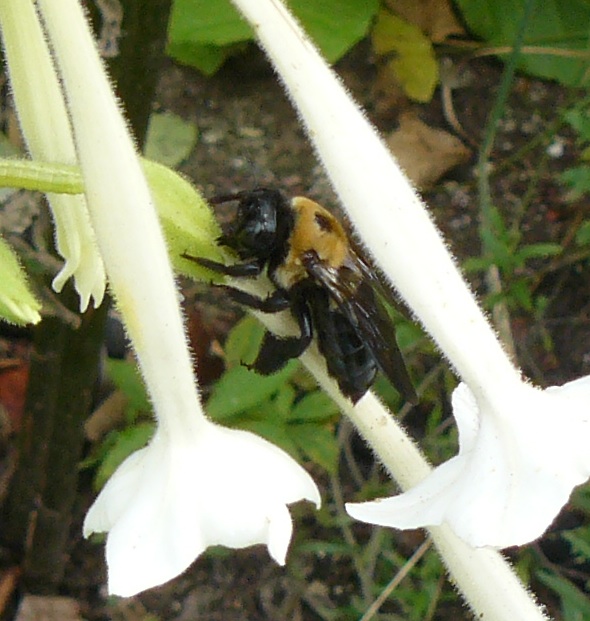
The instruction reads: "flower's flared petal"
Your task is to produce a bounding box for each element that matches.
[452,382,480,454]
[189,426,320,556]
[85,423,320,597]
[207,426,322,506]
[266,504,295,565]
[348,380,590,549]
[50,193,106,311]
[347,456,464,528]
[83,448,149,536]
[85,434,207,597]
[346,384,490,533]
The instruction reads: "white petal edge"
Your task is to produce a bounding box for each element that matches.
[84,423,320,597]
[348,379,590,548]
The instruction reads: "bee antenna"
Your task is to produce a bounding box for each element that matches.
[208,191,248,205]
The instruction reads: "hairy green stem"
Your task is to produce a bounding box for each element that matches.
[0,159,83,193]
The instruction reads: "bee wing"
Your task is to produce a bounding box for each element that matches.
[303,251,418,404]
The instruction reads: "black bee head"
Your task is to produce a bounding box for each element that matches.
[217,188,293,260]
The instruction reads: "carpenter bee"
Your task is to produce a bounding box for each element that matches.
[186,188,417,405]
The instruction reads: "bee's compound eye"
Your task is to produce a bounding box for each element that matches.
[226,193,280,256]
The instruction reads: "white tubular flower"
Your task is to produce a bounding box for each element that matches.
[26,0,319,596]
[85,422,320,597]
[349,379,590,548]
[0,0,105,311]
[230,0,590,550]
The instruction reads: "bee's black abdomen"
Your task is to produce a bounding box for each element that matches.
[308,287,376,403]
[325,311,377,403]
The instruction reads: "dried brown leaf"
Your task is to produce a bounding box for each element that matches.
[386,112,470,190]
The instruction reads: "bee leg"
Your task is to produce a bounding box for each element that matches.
[250,298,313,375]
[181,253,263,278]
[214,287,291,313]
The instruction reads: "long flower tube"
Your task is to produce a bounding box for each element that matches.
[0,0,321,597]
[229,0,590,544]
[250,298,548,621]
[227,0,588,618]
[0,0,105,311]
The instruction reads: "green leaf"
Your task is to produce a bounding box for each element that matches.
[515,242,562,261]
[507,278,533,312]
[575,220,590,246]
[289,423,339,473]
[142,158,224,278]
[172,43,235,76]
[106,359,151,412]
[372,10,438,102]
[0,236,41,325]
[537,569,590,621]
[563,527,590,564]
[206,360,299,421]
[291,0,379,62]
[571,484,590,512]
[168,0,379,73]
[169,0,251,49]
[454,0,590,86]
[564,107,590,142]
[561,165,590,199]
[93,423,155,490]
[463,256,494,272]
[224,315,266,366]
[394,320,425,350]
[273,383,297,420]
[144,112,198,168]
[290,390,339,422]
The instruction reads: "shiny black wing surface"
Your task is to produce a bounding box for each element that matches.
[302,250,418,404]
